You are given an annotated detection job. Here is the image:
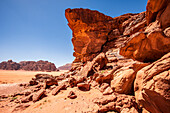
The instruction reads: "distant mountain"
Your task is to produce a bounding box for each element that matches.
[0,60,58,71]
[58,63,72,70]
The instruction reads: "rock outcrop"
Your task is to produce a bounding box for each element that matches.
[19,60,58,71]
[64,1,170,112]
[0,0,170,113]
[120,20,170,62]
[93,93,139,113]
[134,52,170,113]
[146,0,170,29]
[0,60,20,70]
[0,60,58,71]
[120,0,170,62]
[65,8,145,63]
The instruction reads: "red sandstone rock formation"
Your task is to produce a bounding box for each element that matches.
[120,20,170,62]
[65,8,142,63]
[0,60,58,71]
[58,63,72,70]
[120,0,170,62]
[0,0,169,113]
[146,0,170,29]
[0,60,20,70]
[134,52,170,113]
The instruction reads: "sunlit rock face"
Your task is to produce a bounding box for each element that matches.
[120,0,170,62]
[65,8,146,63]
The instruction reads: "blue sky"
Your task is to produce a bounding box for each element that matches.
[0,0,147,67]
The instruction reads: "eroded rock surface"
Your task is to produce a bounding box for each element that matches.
[146,0,170,29]
[134,52,170,113]
[120,21,170,62]
[93,93,139,113]
[65,8,145,63]
[1,0,170,113]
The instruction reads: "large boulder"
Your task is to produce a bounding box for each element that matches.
[78,53,108,77]
[134,52,170,113]
[111,61,148,94]
[93,93,139,113]
[32,89,46,102]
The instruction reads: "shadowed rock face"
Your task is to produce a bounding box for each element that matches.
[146,0,170,29]
[0,60,58,71]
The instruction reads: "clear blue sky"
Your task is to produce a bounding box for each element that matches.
[0,0,147,67]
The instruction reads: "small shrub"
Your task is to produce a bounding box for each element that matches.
[12,97,17,101]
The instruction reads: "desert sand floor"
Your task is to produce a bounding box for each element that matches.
[0,70,68,84]
[0,70,102,113]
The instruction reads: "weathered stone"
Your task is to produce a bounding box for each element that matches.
[134,52,170,113]
[21,95,33,103]
[29,80,38,86]
[99,83,109,92]
[120,24,170,62]
[103,87,113,95]
[32,89,45,102]
[78,53,108,77]
[111,61,148,94]
[65,8,137,63]
[0,60,20,70]
[65,8,113,62]
[146,0,168,25]
[95,67,120,84]
[94,93,139,113]
[164,27,170,37]
[68,91,77,99]
[35,74,56,82]
[68,77,77,88]
[159,2,170,29]
[44,78,58,89]
[12,104,30,113]
[77,83,90,91]
[0,60,58,71]
[123,12,146,36]
[51,84,66,95]
[58,63,72,70]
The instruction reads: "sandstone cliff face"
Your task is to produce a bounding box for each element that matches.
[65,8,145,63]
[0,0,169,113]
[0,60,58,71]
[66,2,170,64]
[64,0,170,113]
